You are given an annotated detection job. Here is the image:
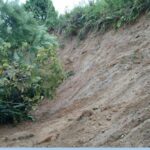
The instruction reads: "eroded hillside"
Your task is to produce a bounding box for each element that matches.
[0,15,150,147]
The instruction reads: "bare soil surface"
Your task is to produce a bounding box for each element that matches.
[0,15,150,147]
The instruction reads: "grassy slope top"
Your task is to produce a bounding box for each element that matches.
[57,0,150,40]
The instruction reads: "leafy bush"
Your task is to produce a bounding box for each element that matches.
[0,1,64,124]
[57,0,150,39]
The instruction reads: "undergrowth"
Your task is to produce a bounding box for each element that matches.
[0,1,64,124]
[57,0,150,39]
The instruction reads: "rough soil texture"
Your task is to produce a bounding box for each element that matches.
[0,15,150,147]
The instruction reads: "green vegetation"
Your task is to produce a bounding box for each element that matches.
[0,0,64,124]
[25,0,58,31]
[57,0,150,39]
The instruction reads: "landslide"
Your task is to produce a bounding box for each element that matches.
[0,15,150,147]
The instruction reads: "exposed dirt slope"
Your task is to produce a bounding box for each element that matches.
[0,15,150,147]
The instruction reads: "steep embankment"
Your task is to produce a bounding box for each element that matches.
[0,15,150,147]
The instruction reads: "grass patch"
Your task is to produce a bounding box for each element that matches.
[57,0,150,39]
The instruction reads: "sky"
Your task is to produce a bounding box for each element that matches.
[20,0,89,14]
[51,0,89,14]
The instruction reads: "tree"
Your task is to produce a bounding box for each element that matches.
[24,0,58,30]
[0,0,64,124]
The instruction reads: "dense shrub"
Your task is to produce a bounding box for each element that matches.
[57,0,150,39]
[0,1,64,124]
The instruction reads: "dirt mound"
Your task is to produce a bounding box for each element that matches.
[0,15,150,147]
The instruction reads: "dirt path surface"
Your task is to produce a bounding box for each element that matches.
[0,16,150,147]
